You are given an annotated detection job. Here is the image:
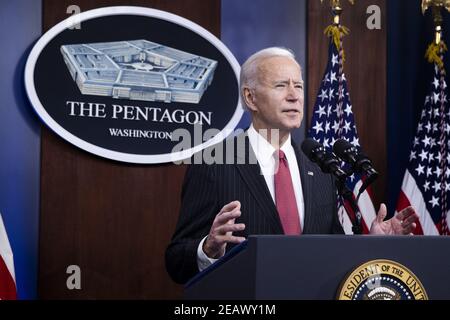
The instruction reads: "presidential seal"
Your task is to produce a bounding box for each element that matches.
[337,259,428,300]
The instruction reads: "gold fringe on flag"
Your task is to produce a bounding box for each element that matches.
[324,25,350,60]
[425,41,448,69]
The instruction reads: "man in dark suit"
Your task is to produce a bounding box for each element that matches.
[165,47,418,284]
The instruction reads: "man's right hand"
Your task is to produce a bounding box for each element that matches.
[203,201,246,259]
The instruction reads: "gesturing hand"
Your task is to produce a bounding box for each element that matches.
[370,204,418,235]
[203,201,246,259]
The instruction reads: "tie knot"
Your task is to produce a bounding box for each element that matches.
[277,149,286,160]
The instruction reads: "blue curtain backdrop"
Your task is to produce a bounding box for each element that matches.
[0,0,42,299]
[386,1,450,215]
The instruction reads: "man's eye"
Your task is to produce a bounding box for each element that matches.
[275,84,286,88]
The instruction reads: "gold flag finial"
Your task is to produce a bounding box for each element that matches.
[423,1,450,68]
[320,0,355,10]
[422,0,450,15]
[321,0,354,60]
[320,0,355,25]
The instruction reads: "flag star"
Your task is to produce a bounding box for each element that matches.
[334,105,343,118]
[422,136,431,147]
[344,104,352,117]
[319,89,328,101]
[433,181,441,193]
[429,196,439,208]
[332,54,339,67]
[322,73,329,84]
[432,123,438,132]
[312,121,324,134]
[424,181,430,191]
[444,81,448,89]
[343,121,351,133]
[436,152,443,163]
[351,137,360,147]
[415,164,425,176]
[430,138,436,148]
[425,96,430,106]
[446,167,450,178]
[349,174,355,182]
[409,151,417,161]
[433,77,440,89]
[442,94,448,103]
[419,150,428,162]
[434,108,440,118]
[325,122,331,133]
[323,138,330,148]
[332,121,340,133]
[428,109,433,117]
[328,88,335,100]
[330,72,337,84]
[445,124,450,134]
[428,152,435,163]
[435,166,442,177]
[446,182,450,192]
[433,92,440,104]
[315,105,327,118]
[425,122,432,133]
[413,137,420,146]
[327,104,333,116]
[342,73,347,81]
[427,166,433,177]
[330,137,337,147]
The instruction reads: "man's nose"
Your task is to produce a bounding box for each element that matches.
[286,84,300,100]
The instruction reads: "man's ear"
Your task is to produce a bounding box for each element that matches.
[243,87,257,112]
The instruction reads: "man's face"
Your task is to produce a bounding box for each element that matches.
[247,56,304,133]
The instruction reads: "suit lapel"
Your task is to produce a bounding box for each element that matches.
[235,134,284,234]
[292,141,314,234]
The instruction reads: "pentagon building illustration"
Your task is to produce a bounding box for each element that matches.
[60,40,218,104]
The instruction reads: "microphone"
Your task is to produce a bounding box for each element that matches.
[302,138,364,234]
[301,138,346,179]
[333,139,378,195]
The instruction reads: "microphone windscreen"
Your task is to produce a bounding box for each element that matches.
[332,139,353,158]
[301,138,321,160]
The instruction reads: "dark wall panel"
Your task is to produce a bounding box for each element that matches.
[40,0,220,299]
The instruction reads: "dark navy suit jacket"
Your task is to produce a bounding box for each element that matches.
[165,133,344,284]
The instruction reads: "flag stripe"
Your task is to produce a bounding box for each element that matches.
[0,213,16,299]
[0,256,16,300]
[397,170,439,235]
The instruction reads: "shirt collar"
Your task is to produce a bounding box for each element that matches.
[248,124,293,166]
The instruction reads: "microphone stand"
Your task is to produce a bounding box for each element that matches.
[335,174,363,235]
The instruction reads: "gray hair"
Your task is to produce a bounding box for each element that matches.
[240,47,298,110]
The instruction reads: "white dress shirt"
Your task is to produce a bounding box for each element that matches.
[197,125,305,271]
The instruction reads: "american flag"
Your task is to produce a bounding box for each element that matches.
[0,212,16,299]
[308,39,376,234]
[396,56,450,235]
